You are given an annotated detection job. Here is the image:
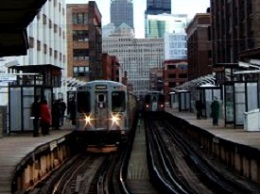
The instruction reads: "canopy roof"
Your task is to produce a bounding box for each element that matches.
[0,0,47,57]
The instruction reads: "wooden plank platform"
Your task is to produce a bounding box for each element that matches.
[0,121,74,194]
[165,107,260,150]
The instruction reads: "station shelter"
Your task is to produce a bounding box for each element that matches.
[214,63,259,128]
[7,64,62,133]
[196,84,222,119]
[169,89,191,112]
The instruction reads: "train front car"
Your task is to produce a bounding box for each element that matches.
[144,91,165,112]
[75,80,131,153]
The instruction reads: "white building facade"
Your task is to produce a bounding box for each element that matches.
[102,37,164,94]
[3,0,67,101]
[164,32,187,60]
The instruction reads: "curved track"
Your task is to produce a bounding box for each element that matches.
[143,111,256,194]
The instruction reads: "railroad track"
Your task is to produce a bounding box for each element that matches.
[142,111,257,194]
[25,152,126,194]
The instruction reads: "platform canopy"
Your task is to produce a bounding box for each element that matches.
[174,74,216,90]
[0,0,47,57]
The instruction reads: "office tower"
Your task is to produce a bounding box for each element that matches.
[110,0,134,29]
[103,36,164,94]
[145,0,171,15]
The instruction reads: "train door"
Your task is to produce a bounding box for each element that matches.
[151,96,158,111]
[95,92,109,130]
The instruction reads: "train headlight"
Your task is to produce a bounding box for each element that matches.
[85,115,92,125]
[111,115,120,125]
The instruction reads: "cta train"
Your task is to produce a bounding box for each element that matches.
[74,80,137,152]
[143,91,165,112]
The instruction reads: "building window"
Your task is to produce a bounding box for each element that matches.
[54,24,58,33]
[169,82,176,87]
[44,44,47,54]
[29,37,34,48]
[54,50,58,59]
[49,19,52,29]
[72,13,88,24]
[168,65,176,70]
[49,48,53,56]
[73,30,88,42]
[168,74,176,78]
[178,64,187,70]
[37,40,41,51]
[179,73,187,78]
[43,14,47,25]
[73,49,89,60]
[73,66,89,77]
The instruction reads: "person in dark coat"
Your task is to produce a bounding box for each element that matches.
[40,99,51,135]
[31,96,41,137]
[211,97,220,126]
[59,98,66,127]
[195,99,203,119]
[52,99,61,130]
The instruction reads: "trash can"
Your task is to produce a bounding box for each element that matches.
[244,109,260,131]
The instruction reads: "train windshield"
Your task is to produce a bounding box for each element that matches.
[145,95,151,103]
[112,91,126,112]
[77,91,91,113]
[158,94,165,103]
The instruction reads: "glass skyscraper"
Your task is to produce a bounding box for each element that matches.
[110,0,134,29]
[145,0,171,15]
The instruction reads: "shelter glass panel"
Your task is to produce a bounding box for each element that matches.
[247,82,258,111]
[10,88,21,132]
[235,83,245,125]
[225,85,234,122]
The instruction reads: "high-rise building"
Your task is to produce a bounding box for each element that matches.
[145,13,187,38]
[110,0,134,29]
[145,0,171,15]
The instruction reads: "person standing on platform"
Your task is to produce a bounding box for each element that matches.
[211,96,220,126]
[59,98,66,127]
[31,96,41,137]
[40,99,52,135]
[52,99,61,130]
[195,99,203,119]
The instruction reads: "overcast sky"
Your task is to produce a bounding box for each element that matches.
[65,0,210,38]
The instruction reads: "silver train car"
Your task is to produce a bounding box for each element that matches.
[143,91,165,112]
[75,80,137,152]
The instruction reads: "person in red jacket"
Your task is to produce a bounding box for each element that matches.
[40,99,52,135]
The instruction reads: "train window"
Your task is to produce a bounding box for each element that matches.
[158,94,165,103]
[145,95,151,103]
[77,91,90,113]
[97,94,106,103]
[112,91,125,112]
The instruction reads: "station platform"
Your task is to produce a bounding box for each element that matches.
[0,120,75,194]
[165,107,260,150]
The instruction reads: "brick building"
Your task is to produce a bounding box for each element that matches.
[163,59,188,101]
[186,13,212,81]
[66,1,102,82]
